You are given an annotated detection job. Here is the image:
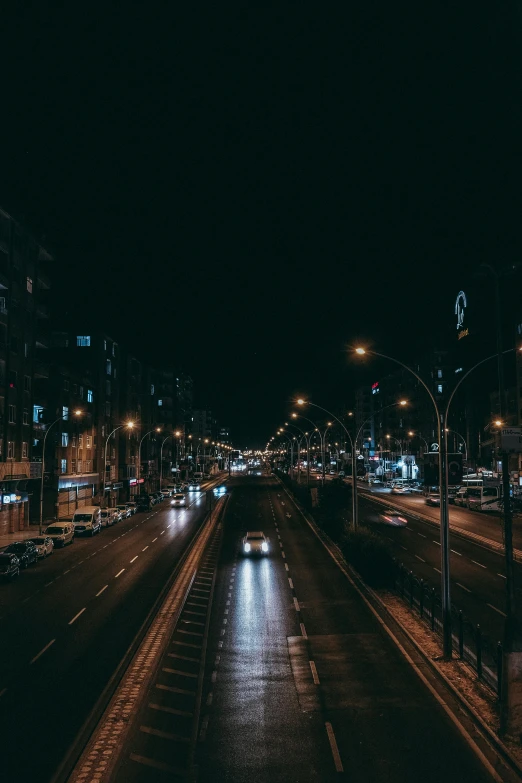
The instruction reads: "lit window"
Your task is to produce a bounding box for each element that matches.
[87,389,93,403]
[33,405,44,423]
[86,435,92,449]
[106,359,111,375]
[76,336,91,347]
[151,384,155,395]
[7,441,14,459]
[104,339,107,351]
[61,459,67,474]
[112,342,117,357]
[61,432,69,447]
[71,434,77,447]
[62,406,69,421]
[437,369,442,379]
[437,384,443,394]
[22,442,28,459]
[158,399,163,406]
[26,276,32,293]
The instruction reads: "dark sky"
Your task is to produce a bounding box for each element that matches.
[2,4,522,446]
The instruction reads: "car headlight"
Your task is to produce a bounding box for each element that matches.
[244,543,251,553]
[262,542,268,552]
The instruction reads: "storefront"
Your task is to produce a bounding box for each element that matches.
[57,472,99,519]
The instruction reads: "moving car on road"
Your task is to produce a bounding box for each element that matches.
[378,510,408,527]
[4,540,38,568]
[44,521,75,547]
[188,481,201,491]
[171,492,186,507]
[391,485,410,495]
[30,536,54,558]
[0,553,20,580]
[242,531,270,555]
[426,493,441,506]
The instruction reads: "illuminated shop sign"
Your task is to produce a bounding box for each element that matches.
[371,382,379,395]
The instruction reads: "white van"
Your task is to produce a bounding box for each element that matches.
[72,506,102,536]
[44,521,75,547]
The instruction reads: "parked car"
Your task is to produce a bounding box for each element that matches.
[73,507,103,536]
[100,509,118,527]
[0,553,20,580]
[453,489,469,508]
[124,502,136,515]
[126,502,138,515]
[116,504,132,519]
[160,489,172,498]
[30,536,54,558]
[136,496,152,511]
[44,521,75,547]
[4,540,38,568]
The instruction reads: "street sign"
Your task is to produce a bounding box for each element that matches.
[501,427,522,453]
[430,443,439,453]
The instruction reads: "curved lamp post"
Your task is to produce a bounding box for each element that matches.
[39,409,83,534]
[137,426,161,494]
[354,345,513,660]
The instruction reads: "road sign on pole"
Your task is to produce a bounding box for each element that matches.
[501,427,522,453]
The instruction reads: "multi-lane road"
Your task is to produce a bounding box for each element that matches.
[195,475,497,782]
[0,482,220,783]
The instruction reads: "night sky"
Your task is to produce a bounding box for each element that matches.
[2,4,522,445]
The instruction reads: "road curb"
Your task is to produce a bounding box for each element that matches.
[276,476,522,783]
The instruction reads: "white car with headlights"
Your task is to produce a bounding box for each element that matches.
[171,492,186,507]
[188,482,200,491]
[242,531,269,555]
[30,535,54,558]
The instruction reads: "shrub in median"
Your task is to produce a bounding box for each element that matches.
[340,528,397,588]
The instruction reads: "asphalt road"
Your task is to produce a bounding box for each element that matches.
[197,475,495,783]
[0,482,222,783]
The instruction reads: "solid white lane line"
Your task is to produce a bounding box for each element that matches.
[285,563,289,571]
[288,578,294,589]
[300,622,308,639]
[451,549,462,556]
[152,538,158,542]
[130,556,138,563]
[325,722,344,773]
[96,585,108,597]
[115,568,125,578]
[456,583,471,593]
[309,661,320,684]
[498,573,507,579]
[415,555,425,563]
[488,603,507,617]
[142,546,149,552]
[293,597,300,611]
[69,608,86,625]
[30,639,55,664]
[471,560,487,569]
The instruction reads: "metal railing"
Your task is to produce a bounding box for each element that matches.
[396,563,503,697]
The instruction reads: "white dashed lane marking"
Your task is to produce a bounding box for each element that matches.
[456,582,471,593]
[68,607,86,625]
[96,585,108,597]
[471,560,486,569]
[130,556,138,563]
[115,569,125,578]
[488,603,507,617]
[30,639,55,665]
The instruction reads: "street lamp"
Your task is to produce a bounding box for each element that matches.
[136,426,160,495]
[39,409,83,534]
[159,434,172,490]
[354,344,513,661]
[408,431,429,453]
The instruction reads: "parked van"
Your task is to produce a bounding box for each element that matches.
[72,506,102,536]
[44,521,75,547]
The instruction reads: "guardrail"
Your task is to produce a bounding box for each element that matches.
[396,563,503,697]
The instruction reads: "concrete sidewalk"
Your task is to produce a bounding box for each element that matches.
[0,525,45,549]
